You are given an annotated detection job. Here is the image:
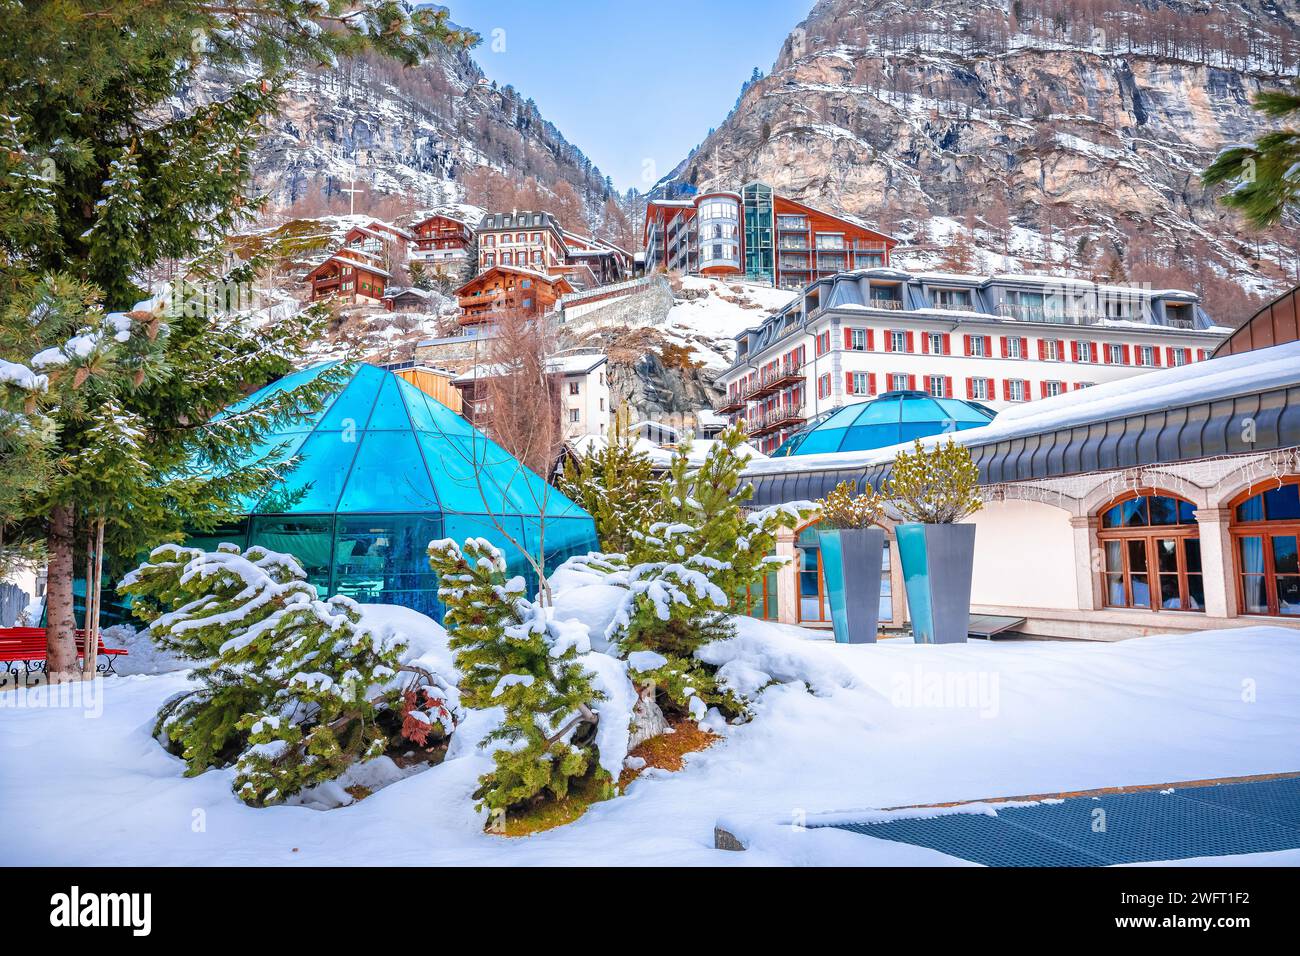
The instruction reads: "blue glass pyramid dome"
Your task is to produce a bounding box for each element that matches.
[771,390,996,457]
[186,362,597,619]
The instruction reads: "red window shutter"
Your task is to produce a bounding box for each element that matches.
[907,373,916,391]
[966,376,975,399]
[1070,341,1079,362]
[1037,339,1046,361]
[1000,336,1008,358]
[1002,379,1011,401]
[964,334,972,356]
[1123,344,1132,364]
[1090,342,1098,363]
[942,333,952,355]
[844,328,852,349]
[866,329,875,351]
[944,376,953,398]
[983,335,992,356]
[884,329,893,352]
[1019,337,1028,359]
[922,332,930,353]
[868,372,877,395]
[1153,347,1163,366]
[845,372,853,392]
[906,331,915,353]
[1165,347,1174,366]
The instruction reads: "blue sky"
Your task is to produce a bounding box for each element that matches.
[447,0,811,192]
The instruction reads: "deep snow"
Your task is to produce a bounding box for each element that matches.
[3,615,1298,866]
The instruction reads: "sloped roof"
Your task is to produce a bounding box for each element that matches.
[217,363,591,522]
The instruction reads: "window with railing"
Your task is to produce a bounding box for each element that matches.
[931,288,973,310]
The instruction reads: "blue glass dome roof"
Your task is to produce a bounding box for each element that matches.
[770,390,996,457]
[191,362,597,619]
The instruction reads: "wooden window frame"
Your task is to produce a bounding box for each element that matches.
[1228,478,1300,618]
[1097,490,1203,613]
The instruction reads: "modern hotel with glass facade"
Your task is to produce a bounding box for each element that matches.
[643,180,896,289]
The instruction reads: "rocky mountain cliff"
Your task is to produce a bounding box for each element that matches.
[661,0,1300,320]
[186,42,624,232]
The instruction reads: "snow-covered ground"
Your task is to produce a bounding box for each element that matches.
[3,616,1298,866]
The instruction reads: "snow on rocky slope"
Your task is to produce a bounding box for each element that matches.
[660,0,1300,317]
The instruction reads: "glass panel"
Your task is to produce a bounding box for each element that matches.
[264,430,359,513]
[521,515,598,575]
[1278,576,1300,616]
[184,520,249,554]
[844,424,902,450]
[248,516,333,596]
[1236,493,1265,522]
[1239,536,1265,574]
[879,541,892,622]
[333,515,444,618]
[1186,574,1205,611]
[1127,539,1148,572]
[366,372,413,430]
[1271,535,1298,575]
[791,428,846,455]
[1106,574,1126,606]
[337,429,439,513]
[1263,484,1300,521]
[1184,538,1202,574]
[1159,575,1181,609]
[1120,497,1148,527]
[1102,505,1123,529]
[1148,496,1178,525]
[1178,500,1198,524]
[1242,575,1268,614]
[1155,539,1178,572]
[1104,540,1123,572]
[1130,575,1150,607]
[318,367,381,432]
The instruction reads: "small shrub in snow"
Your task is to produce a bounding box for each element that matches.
[428,537,611,815]
[121,543,458,806]
[887,439,982,524]
[598,422,815,720]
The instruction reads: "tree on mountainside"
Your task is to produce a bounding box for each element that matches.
[0,2,475,680]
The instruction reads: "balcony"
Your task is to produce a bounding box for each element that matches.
[715,394,746,414]
[745,404,806,437]
[867,296,905,310]
[743,361,804,400]
[995,303,1117,326]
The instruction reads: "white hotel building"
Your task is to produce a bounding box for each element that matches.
[716,268,1229,454]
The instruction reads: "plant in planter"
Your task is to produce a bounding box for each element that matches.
[887,439,983,644]
[813,480,887,644]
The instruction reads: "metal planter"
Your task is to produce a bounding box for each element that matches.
[817,526,886,644]
[895,522,976,645]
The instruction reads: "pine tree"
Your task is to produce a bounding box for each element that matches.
[601,423,815,720]
[0,3,476,679]
[559,409,662,554]
[428,537,607,816]
[1203,79,1300,229]
[122,543,456,805]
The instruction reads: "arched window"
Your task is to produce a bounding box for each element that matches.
[1229,479,1300,617]
[1097,491,1203,612]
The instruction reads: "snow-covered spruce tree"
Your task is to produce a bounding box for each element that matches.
[605,422,814,721]
[886,439,983,524]
[558,410,663,554]
[428,538,608,815]
[122,544,457,805]
[0,3,474,678]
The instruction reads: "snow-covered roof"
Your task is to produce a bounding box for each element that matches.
[454,352,607,383]
[743,339,1300,479]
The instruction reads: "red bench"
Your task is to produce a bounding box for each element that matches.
[0,627,128,675]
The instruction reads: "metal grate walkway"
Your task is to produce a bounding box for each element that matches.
[814,777,1300,866]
